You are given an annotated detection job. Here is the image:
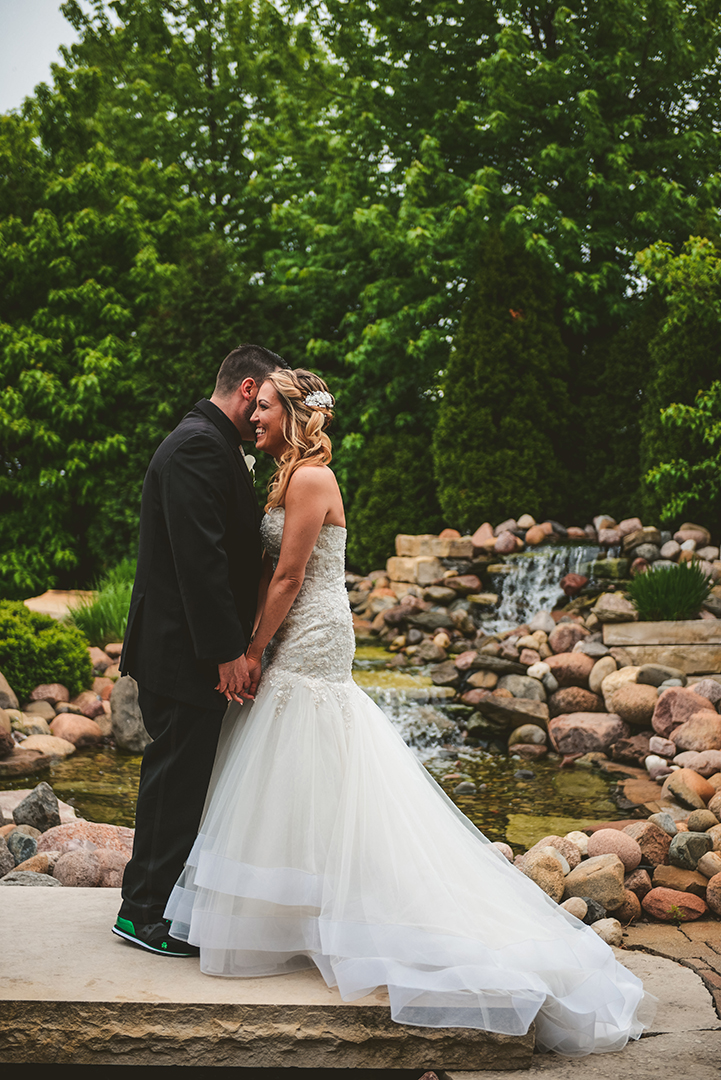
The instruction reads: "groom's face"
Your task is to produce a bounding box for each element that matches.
[233,378,261,441]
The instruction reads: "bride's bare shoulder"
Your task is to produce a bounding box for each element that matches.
[287,463,337,494]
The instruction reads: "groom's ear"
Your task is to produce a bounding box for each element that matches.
[238,377,257,402]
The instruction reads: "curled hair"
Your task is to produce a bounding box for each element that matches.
[262,369,335,511]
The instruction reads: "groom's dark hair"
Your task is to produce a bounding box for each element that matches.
[214,343,289,397]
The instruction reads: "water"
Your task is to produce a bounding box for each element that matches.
[482,542,600,633]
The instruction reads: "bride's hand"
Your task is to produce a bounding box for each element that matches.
[245,652,263,697]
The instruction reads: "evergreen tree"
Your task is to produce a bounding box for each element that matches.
[432,233,572,532]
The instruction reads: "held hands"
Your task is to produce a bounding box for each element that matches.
[245,651,263,699]
[215,654,255,703]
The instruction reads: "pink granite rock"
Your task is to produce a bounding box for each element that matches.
[652,687,713,740]
[672,749,721,777]
[649,735,677,758]
[95,848,130,887]
[587,828,642,872]
[545,652,595,688]
[28,684,69,705]
[548,624,589,655]
[548,714,629,756]
[624,867,653,900]
[548,686,604,717]
[494,531,517,555]
[611,683,658,727]
[661,768,715,807]
[49,714,102,748]
[672,711,721,752]
[53,849,101,887]
[706,872,721,916]
[37,821,134,856]
[642,886,707,921]
[70,690,106,720]
[528,835,582,870]
[622,821,671,866]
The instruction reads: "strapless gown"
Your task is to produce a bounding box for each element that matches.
[165,509,654,1056]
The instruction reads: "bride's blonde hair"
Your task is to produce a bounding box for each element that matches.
[263,369,335,511]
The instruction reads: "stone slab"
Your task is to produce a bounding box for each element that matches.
[22,589,94,620]
[604,620,721,646]
[0,888,534,1069]
[607,644,721,674]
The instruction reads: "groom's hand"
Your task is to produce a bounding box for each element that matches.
[216,654,254,702]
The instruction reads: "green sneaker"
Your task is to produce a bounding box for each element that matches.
[112,917,199,957]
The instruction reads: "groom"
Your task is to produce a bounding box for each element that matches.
[113,343,288,955]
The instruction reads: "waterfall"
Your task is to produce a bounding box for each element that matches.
[480,543,600,633]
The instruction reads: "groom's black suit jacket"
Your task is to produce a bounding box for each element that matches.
[120,399,262,710]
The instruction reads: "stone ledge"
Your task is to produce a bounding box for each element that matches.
[0,888,534,1069]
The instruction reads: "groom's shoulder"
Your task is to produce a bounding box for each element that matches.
[148,407,225,471]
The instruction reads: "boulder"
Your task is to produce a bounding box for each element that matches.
[672,711,721,752]
[668,831,714,869]
[560,574,588,598]
[561,897,588,920]
[691,678,721,707]
[610,732,652,765]
[675,523,711,547]
[521,850,565,902]
[545,652,595,688]
[0,673,19,711]
[529,612,556,635]
[528,835,582,870]
[592,918,624,945]
[53,849,102,888]
[594,594,637,623]
[624,867,653,900]
[0,871,63,887]
[472,694,549,729]
[18,734,75,760]
[28,684,69,705]
[652,687,713,740]
[37,821,134,856]
[652,865,708,897]
[548,624,589,655]
[23,701,56,721]
[637,663,687,688]
[613,890,642,925]
[600,667,640,712]
[611,683,658,727]
[0,836,15,877]
[642,886,707,921]
[548,713,629,756]
[649,735,678,758]
[110,677,151,753]
[686,809,720,832]
[11,782,61,833]
[507,723,547,747]
[548,687,603,718]
[49,713,103,748]
[697,852,721,878]
[589,656,617,695]
[496,675,546,702]
[622,821,671,866]
[661,768,715,808]
[586,829,642,872]
[70,690,108,720]
[430,661,460,687]
[563,853,626,910]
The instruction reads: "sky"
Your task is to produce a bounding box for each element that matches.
[0,0,82,114]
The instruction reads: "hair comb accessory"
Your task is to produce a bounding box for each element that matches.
[304,390,334,408]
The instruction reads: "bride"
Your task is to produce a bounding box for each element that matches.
[164,368,653,1056]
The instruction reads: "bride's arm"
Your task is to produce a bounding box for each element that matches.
[245,467,333,690]
[252,551,274,638]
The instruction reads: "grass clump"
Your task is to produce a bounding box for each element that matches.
[0,601,94,703]
[67,558,136,648]
[627,559,713,621]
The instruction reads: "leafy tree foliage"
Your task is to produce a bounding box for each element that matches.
[433,232,572,531]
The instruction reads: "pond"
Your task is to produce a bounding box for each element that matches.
[4,644,627,850]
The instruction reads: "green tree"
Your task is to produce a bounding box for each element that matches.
[639,236,721,531]
[432,231,572,531]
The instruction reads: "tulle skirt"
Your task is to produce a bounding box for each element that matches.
[165,671,654,1056]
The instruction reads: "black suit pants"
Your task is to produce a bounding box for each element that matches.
[119,684,226,925]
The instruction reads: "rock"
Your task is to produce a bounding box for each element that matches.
[53,849,102,887]
[662,768,715,809]
[88,646,112,672]
[430,661,460,687]
[528,612,556,635]
[7,830,38,865]
[564,853,626,910]
[614,889,642,924]
[594,594,637,623]
[652,865,709,897]
[622,821,672,866]
[70,690,107,720]
[561,896,588,920]
[496,675,546,702]
[548,624,588,655]
[587,828,642,871]
[668,831,714,869]
[494,531,517,555]
[453,781,477,795]
[649,811,679,836]
[560,574,588,597]
[49,713,103,748]
[0,870,63,886]
[611,683,658,727]
[471,694,549,728]
[521,851,565,902]
[580,897,607,924]
[652,687,713,740]
[649,735,677,758]
[610,733,653,765]
[528,835,582,870]
[490,841,514,860]
[589,656,618,695]
[12,782,61,833]
[526,662,551,681]
[675,523,711,547]
[673,711,721,752]
[18,734,76,760]
[634,543,661,562]
[12,852,54,875]
[548,686,603,717]
[507,724,546,746]
[660,540,681,560]
[638,663,687,688]
[697,852,721,878]
[706,872,721,915]
[519,648,542,666]
[592,918,624,945]
[0,672,19,711]
[28,683,69,705]
[23,700,56,721]
[110,676,151,753]
[0,836,14,877]
[598,528,622,547]
[600,667,640,712]
[711,792,721,818]
[466,670,499,690]
[624,867,653,900]
[564,830,589,856]
[548,714,629,756]
[37,821,134,856]
[545,652,595,688]
[645,752,674,780]
[642,886,707,921]
[686,809,720,832]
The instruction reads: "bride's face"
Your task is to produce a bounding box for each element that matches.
[250,381,288,457]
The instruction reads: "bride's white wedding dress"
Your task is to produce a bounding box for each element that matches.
[165,509,653,1056]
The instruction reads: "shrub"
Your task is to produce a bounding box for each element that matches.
[67,558,136,647]
[627,561,713,622]
[0,601,94,703]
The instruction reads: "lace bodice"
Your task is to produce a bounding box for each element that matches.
[260,508,355,684]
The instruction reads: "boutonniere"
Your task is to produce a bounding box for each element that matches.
[244,454,256,482]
